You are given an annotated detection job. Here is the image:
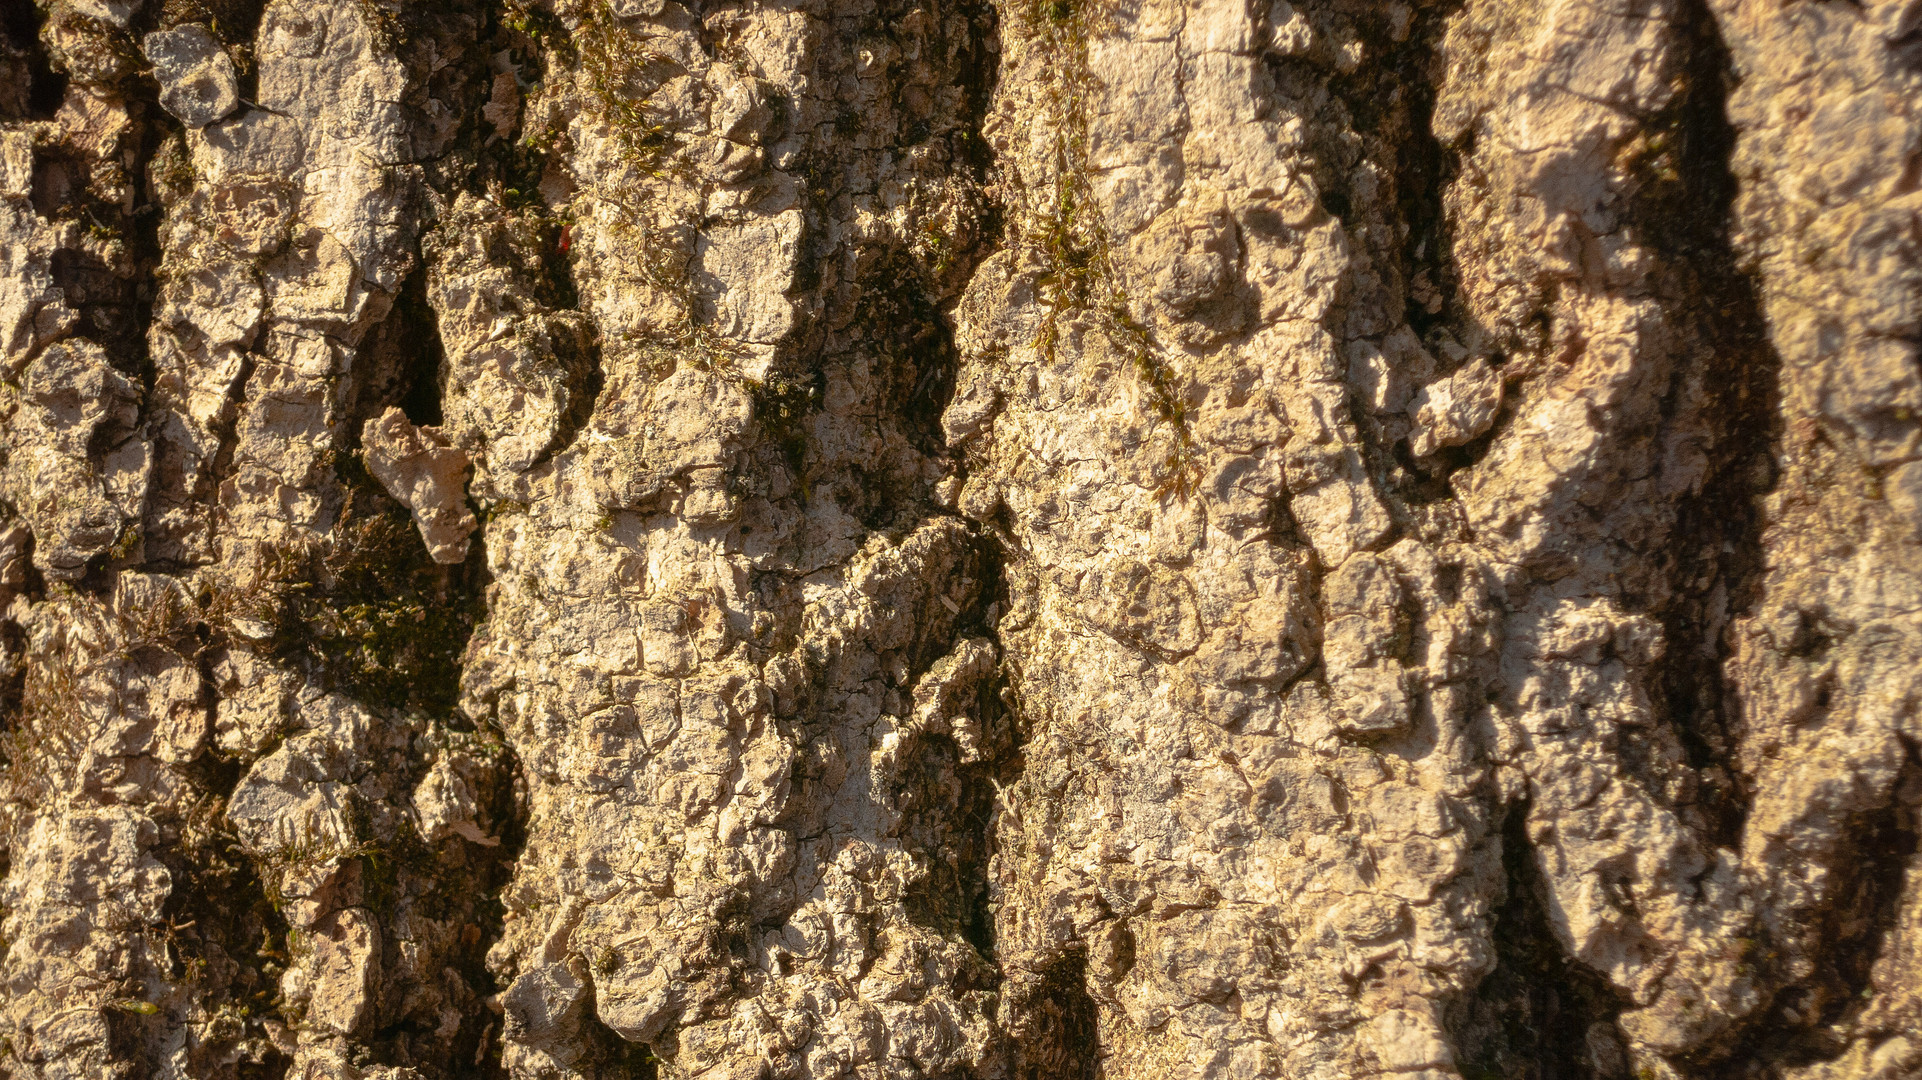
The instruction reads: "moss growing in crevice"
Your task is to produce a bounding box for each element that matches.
[246,463,487,718]
[1009,0,1198,496]
[504,0,686,177]
[196,526,469,718]
[746,368,822,503]
[499,0,759,401]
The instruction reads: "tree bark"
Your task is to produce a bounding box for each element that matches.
[2,0,1920,1077]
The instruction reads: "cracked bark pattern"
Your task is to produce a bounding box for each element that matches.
[1,0,1920,1078]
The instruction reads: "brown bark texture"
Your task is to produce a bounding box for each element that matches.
[1,0,1920,1077]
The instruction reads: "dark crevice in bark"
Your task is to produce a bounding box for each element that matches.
[0,2,65,121]
[282,467,491,714]
[192,348,260,540]
[160,0,270,41]
[394,268,449,429]
[1392,35,1467,347]
[904,526,1015,975]
[48,58,169,590]
[348,262,448,431]
[577,998,664,1080]
[1009,947,1101,1080]
[912,0,1013,1011]
[1319,0,1470,337]
[834,252,974,532]
[287,253,520,1073]
[142,611,304,1076]
[1705,744,1922,1076]
[898,272,966,465]
[954,760,1009,966]
[776,0,1001,531]
[34,128,166,392]
[1306,0,1487,511]
[471,761,536,1077]
[1811,748,1920,1043]
[953,0,1002,176]
[1630,0,1780,855]
[302,234,490,702]
[759,0,1014,1013]
[1451,803,1628,1080]
[451,7,602,471]
[283,251,494,715]
[902,735,1007,974]
[535,263,602,469]
[356,748,526,1078]
[152,764,297,1080]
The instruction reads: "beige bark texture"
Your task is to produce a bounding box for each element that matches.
[0,0,1920,1077]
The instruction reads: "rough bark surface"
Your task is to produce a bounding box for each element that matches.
[1,0,1919,1077]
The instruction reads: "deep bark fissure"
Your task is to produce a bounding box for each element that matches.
[382,265,449,431]
[153,759,298,1080]
[0,2,65,121]
[904,524,1015,975]
[1451,803,1627,1080]
[1708,745,1922,1076]
[1632,0,1780,854]
[1010,947,1101,1080]
[1317,0,1499,509]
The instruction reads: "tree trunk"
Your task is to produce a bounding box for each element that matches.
[2,0,1920,1077]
